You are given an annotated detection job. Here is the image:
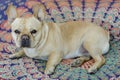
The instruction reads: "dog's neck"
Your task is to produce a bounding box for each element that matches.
[36,22,49,49]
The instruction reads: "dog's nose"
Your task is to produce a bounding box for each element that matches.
[21,34,29,40]
[21,34,30,47]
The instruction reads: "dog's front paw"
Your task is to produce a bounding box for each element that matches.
[9,54,17,59]
[44,66,55,75]
[9,54,22,59]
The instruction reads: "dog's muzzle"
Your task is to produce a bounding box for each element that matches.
[21,34,30,47]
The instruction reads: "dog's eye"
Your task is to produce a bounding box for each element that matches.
[14,30,20,34]
[31,30,37,34]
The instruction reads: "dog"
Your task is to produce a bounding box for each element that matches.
[6,4,110,74]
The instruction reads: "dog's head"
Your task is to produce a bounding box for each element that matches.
[6,4,46,48]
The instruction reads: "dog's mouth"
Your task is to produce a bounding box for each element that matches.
[21,39,30,48]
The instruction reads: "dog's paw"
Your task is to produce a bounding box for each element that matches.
[44,66,55,75]
[9,54,17,59]
[71,56,91,67]
[71,59,82,67]
[9,54,21,59]
[87,66,97,74]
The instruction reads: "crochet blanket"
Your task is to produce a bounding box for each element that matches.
[0,0,120,79]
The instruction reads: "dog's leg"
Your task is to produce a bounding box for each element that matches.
[83,42,106,74]
[71,56,91,67]
[9,49,25,59]
[88,54,105,74]
[44,52,63,74]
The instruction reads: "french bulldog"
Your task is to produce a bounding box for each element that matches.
[6,4,110,74]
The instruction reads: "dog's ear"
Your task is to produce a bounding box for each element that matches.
[32,4,46,21]
[6,5,18,24]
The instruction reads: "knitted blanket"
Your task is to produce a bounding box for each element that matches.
[0,0,120,79]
